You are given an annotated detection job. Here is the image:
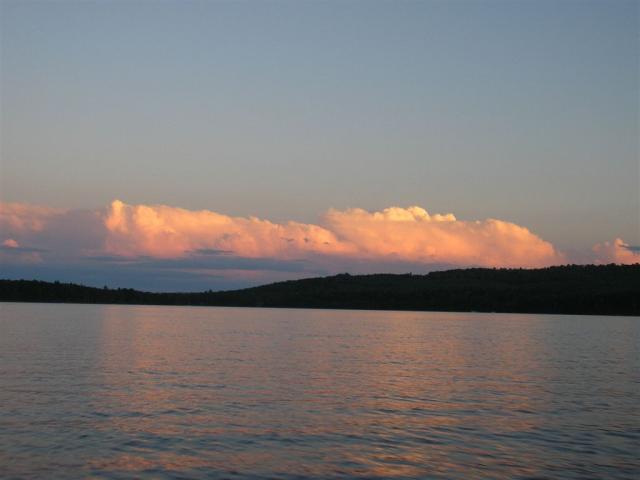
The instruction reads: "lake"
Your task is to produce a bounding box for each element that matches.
[0,303,638,479]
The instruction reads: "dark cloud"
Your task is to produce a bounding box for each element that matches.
[82,252,311,273]
[191,248,233,256]
[0,245,47,253]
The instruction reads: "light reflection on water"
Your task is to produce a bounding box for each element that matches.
[0,303,638,479]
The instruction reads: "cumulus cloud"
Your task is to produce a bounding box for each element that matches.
[592,238,640,265]
[0,203,61,234]
[103,200,349,259]
[100,200,565,267]
[1,199,637,290]
[322,206,564,267]
[0,203,105,256]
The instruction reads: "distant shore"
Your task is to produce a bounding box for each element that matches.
[2,264,639,316]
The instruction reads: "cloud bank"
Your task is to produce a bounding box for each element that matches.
[102,200,565,267]
[0,199,637,290]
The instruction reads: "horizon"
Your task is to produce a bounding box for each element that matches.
[3,262,639,295]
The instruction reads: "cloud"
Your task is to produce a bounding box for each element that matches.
[592,238,640,265]
[101,200,565,267]
[0,203,61,234]
[103,199,349,259]
[192,248,233,256]
[2,239,19,248]
[322,206,566,267]
[87,251,311,273]
[0,204,105,255]
[1,199,637,289]
[0,238,46,263]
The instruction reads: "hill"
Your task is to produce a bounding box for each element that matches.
[1,264,639,316]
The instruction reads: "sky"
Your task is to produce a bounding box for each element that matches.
[1,0,638,291]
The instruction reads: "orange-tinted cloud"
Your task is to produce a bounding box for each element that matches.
[322,206,564,267]
[0,236,44,263]
[103,200,351,259]
[2,239,19,248]
[103,200,564,267]
[0,202,61,233]
[592,238,640,265]
[3,200,638,275]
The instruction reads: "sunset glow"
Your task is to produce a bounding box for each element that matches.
[1,199,637,290]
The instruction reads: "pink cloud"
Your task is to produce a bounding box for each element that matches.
[2,238,19,248]
[103,200,351,259]
[322,206,564,267]
[102,200,564,267]
[2,199,637,275]
[592,238,640,265]
[0,203,61,234]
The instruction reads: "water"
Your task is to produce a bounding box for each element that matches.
[0,303,638,479]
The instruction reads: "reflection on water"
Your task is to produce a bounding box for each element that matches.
[0,303,638,479]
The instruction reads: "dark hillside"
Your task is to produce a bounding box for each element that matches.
[1,264,639,316]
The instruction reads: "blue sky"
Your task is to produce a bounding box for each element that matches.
[1,0,638,289]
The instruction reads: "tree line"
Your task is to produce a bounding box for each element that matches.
[1,263,638,316]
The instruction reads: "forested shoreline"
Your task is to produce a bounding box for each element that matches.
[1,264,638,316]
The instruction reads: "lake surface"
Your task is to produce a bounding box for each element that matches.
[0,303,638,479]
